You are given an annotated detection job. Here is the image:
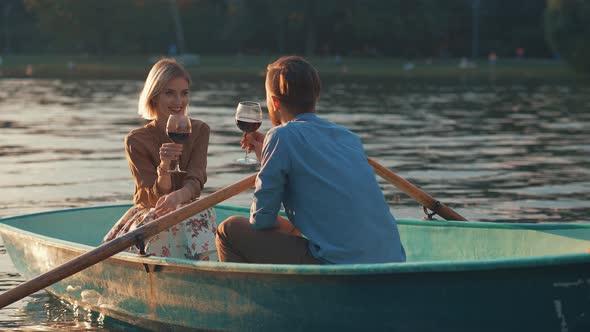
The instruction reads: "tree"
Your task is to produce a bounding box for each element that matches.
[1,0,42,52]
[8,0,561,59]
[545,0,590,74]
[24,0,171,54]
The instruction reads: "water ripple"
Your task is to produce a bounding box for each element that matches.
[0,77,589,329]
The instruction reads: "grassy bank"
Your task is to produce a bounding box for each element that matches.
[0,54,582,82]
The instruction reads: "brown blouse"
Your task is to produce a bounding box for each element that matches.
[124,119,210,208]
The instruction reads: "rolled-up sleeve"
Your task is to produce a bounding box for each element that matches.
[250,128,290,229]
[126,134,163,208]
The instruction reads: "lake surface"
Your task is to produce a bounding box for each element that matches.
[0,76,589,330]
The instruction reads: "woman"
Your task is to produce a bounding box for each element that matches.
[103,58,216,260]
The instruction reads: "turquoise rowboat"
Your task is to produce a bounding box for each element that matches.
[1,204,590,331]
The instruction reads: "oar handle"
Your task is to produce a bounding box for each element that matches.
[0,173,257,309]
[367,158,467,221]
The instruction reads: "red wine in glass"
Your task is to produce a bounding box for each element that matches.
[235,101,262,164]
[166,114,192,172]
[168,132,191,144]
[236,119,262,133]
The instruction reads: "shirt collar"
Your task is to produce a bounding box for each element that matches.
[292,112,317,122]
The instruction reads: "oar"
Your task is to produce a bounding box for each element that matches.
[367,158,467,221]
[0,173,257,308]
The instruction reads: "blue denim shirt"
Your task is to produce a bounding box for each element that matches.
[249,113,406,264]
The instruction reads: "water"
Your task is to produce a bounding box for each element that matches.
[0,77,589,330]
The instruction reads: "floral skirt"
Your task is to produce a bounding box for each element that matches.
[102,205,217,261]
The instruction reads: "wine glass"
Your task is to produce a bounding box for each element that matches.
[166,114,192,173]
[235,101,262,164]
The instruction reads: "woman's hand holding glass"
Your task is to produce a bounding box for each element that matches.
[159,143,183,169]
[166,113,192,172]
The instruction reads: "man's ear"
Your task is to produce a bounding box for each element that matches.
[271,95,281,110]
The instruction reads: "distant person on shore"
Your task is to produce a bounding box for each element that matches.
[516,47,525,60]
[103,58,217,260]
[215,55,406,264]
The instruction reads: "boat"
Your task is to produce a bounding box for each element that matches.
[1,204,590,331]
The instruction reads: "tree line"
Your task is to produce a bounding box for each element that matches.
[0,0,584,66]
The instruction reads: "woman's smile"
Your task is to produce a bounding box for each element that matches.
[155,77,190,122]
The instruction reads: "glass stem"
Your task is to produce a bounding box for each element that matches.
[244,151,249,163]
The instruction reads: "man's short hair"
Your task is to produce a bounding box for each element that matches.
[266,56,321,113]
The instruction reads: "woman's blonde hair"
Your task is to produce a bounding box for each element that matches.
[138,58,192,120]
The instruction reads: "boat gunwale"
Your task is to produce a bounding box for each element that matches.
[3,203,590,231]
[2,205,590,275]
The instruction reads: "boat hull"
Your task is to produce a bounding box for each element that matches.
[2,205,590,331]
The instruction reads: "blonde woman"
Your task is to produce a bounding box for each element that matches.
[103,58,217,260]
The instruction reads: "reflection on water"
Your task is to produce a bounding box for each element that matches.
[0,77,589,330]
[0,291,143,331]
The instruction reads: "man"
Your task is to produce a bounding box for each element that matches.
[216,56,406,264]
